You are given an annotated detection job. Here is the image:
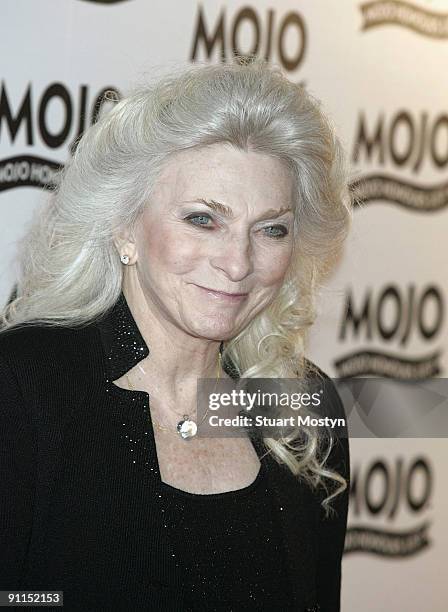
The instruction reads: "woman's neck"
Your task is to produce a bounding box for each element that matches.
[121,281,227,392]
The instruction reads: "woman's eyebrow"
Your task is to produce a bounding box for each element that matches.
[182,198,293,221]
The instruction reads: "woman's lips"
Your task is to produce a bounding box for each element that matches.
[193,284,248,302]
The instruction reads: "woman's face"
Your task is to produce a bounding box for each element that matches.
[132,143,295,340]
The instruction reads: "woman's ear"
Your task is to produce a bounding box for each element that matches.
[112,227,138,265]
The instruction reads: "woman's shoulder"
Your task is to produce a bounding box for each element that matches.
[0,321,89,352]
[303,357,350,482]
[303,357,347,421]
[0,321,97,382]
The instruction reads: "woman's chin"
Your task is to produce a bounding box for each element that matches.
[188,317,241,340]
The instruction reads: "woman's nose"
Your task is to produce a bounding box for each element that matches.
[210,234,254,282]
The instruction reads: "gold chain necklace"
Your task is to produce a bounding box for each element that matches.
[125,350,222,440]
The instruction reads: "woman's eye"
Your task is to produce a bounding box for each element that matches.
[185,213,213,227]
[263,225,289,239]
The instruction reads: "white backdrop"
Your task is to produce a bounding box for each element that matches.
[1,1,447,610]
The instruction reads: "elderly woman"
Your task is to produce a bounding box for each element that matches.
[0,59,352,611]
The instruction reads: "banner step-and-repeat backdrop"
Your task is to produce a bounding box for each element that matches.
[1,1,447,610]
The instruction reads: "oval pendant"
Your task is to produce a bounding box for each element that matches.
[177,416,198,439]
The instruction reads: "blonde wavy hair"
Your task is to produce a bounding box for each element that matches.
[0,57,353,517]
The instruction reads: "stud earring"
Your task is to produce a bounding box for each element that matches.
[120,254,130,265]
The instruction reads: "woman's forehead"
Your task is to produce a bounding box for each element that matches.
[149,144,295,209]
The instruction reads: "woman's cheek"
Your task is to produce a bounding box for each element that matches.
[258,248,292,284]
[161,238,205,273]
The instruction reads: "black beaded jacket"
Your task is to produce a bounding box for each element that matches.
[0,291,350,611]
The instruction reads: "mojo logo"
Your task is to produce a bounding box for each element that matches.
[336,284,444,377]
[360,0,448,39]
[0,82,120,192]
[351,111,448,212]
[190,5,306,74]
[345,455,433,557]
